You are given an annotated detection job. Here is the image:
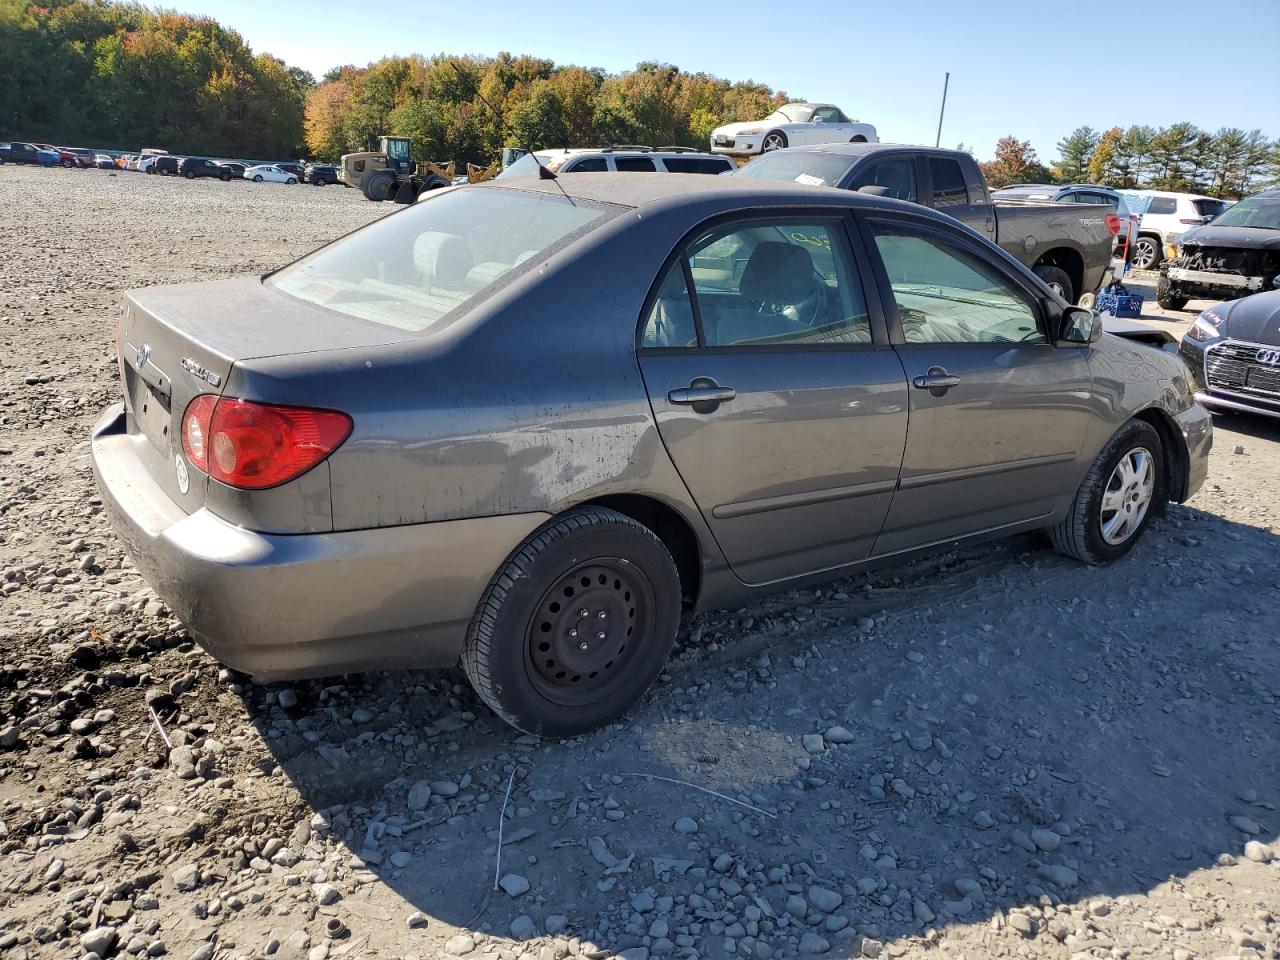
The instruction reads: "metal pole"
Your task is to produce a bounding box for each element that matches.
[935,72,950,148]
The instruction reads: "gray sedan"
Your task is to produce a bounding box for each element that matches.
[91,174,1212,736]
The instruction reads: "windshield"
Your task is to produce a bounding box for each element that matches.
[767,104,814,124]
[1208,196,1280,230]
[496,152,555,179]
[385,138,411,160]
[733,151,855,187]
[269,187,611,333]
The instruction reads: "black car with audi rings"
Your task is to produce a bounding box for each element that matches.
[1179,287,1280,419]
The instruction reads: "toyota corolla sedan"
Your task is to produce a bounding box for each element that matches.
[92,175,1211,736]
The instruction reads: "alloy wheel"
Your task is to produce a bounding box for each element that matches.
[762,134,786,152]
[1100,446,1155,545]
[1132,239,1157,270]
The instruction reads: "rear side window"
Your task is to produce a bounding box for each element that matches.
[850,158,917,202]
[1146,197,1177,215]
[615,157,656,172]
[270,188,611,333]
[662,157,733,175]
[565,157,607,172]
[1193,199,1228,218]
[641,219,871,348]
[928,158,969,209]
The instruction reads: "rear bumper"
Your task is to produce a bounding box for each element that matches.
[91,404,548,680]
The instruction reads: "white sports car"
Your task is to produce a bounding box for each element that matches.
[710,103,878,156]
[244,164,298,184]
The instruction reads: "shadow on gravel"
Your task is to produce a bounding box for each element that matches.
[246,505,1279,954]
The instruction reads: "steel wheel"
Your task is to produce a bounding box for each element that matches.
[1131,237,1159,270]
[526,560,654,707]
[1100,446,1154,545]
[762,132,788,152]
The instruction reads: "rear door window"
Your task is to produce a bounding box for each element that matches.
[1146,197,1177,215]
[615,157,656,172]
[662,157,734,174]
[1193,199,1228,218]
[928,158,969,209]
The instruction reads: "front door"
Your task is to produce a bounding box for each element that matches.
[637,213,909,584]
[862,217,1092,554]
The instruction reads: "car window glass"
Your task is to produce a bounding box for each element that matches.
[1146,197,1176,215]
[566,157,607,172]
[686,221,870,347]
[928,158,969,209]
[615,157,656,172]
[849,158,916,202]
[813,107,840,122]
[734,151,856,187]
[871,225,1044,345]
[1193,199,1228,218]
[662,157,734,174]
[641,263,697,348]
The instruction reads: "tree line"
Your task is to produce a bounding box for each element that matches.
[303,55,793,166]
[0,0,312,158]
[980,125,1279,198]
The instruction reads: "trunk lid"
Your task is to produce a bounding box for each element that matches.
[117,276,415,511]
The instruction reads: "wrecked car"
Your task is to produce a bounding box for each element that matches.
[1179,287,1280,419]
[1157,189,1280,309]
[92,174,1211,736]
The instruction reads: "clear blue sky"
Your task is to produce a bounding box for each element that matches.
[175,0,1279,161]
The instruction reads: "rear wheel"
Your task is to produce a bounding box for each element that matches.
[184,170,195,179]
[1156,274,1189,310]
[252,174,264,182]
[1131,235,1162,271]
[1050,419,1163,564]
[1033,264,1074,304]
[762,131,788,152]
[463,507,682,737]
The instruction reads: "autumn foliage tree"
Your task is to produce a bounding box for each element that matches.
[980,136,1051,187]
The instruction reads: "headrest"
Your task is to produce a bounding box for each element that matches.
[739,241,814,303]
[413,232,471,288]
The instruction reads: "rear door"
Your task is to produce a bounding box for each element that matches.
[922,154,992,237]
[637,211,909,584]
[861,214,1091,554]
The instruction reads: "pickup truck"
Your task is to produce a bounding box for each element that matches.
[0,141,59,166]
[736,144,1118,306]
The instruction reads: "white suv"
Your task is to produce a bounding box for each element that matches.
[1117,190,1231,270]
[498,147,735,178]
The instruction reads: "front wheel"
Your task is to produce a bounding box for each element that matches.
[219,172,231,181]
[1050,419,1163,564]
[1156,274,1189,311]
[183,170,194,179]
[761,131,788,152]
[463,507,682,737]
[286,177,297,184]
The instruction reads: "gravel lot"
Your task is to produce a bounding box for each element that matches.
[1,164,1278,960]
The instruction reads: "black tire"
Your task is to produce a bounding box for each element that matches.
[286,177,297,184]
[1033,264,1074,304]
[61,159,74,168]
[761,130,788,153]
[463,507,682,737]
[252,174,264,182]
[1049,419,1164,564]
[183,170,194,179]
[1131,235,1162,271]
[360,169,395,201]
[219,171,231,181]
[1156,274,1189,311]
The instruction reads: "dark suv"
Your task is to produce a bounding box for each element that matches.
[180,157,233,181]
[152,156,181,176]
[304,163,339,185]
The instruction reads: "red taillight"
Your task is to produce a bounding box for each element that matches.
[1104,213,1121,236]
[181,396,351,490]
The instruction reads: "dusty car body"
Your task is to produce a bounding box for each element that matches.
[1158,190,1280,310]
[92,174,1211,735]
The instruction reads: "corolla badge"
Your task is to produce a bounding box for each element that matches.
[180,357,222,386]
[135,342,151,369]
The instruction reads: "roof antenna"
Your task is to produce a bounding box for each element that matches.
[447,59,575,203]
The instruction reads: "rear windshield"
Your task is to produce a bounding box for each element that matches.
[734,151,855,187]
[268,187,612,332]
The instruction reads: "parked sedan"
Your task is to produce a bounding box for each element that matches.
[94,154,116,169]
[218,162,247,179]
[244,164,298,184]
[92,175,1210,736]
[1179,286,1280,419]
[710,102,878,155]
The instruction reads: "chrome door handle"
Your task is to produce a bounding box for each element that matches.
[912,366,960,393]
[668,378,736,406]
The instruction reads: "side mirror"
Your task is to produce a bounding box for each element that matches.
[857,185,891,197]
[1059,306,1102,344]
[811,116,824,124]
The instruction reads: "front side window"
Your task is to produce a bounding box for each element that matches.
[928,158,969,209]
[565,157,607,172]
[813,107,842,123]
[871,224,1044,345]
[849,158,917,202]
[271,188,612,333]
[642,219,871,348]
[615,156,656,172]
